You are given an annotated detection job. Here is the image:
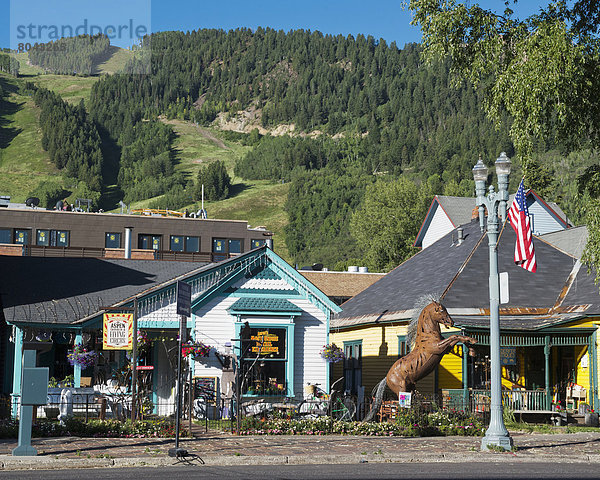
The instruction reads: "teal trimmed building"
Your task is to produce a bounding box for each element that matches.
[0,246,340,416]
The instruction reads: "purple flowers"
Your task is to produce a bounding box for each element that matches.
[67,343,98,368]
[320,343,344,363]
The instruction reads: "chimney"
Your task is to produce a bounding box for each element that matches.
[472,205,487,220]
[124,227,133,259]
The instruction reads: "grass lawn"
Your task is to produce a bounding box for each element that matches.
[0,73,64,201]
[29,75,99,105]
[136,119,291,262]
[95,46,133,74]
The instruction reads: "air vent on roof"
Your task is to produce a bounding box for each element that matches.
[26,197,40,208]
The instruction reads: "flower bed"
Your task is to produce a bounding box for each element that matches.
[238,410,485,437]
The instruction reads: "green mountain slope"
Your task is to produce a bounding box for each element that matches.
[0,72,291,261]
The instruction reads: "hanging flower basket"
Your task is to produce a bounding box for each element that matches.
[137,329,150,351]
[182,341,212,358]
[67,343,98,369]
[320,343,344,363]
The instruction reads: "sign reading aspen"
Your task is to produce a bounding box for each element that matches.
[251,330,279,354]
[103,313,133,350]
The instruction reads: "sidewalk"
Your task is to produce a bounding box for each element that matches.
[1,431,600,470]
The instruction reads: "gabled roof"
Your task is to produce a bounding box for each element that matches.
[414,196,475,248]
[0,246,341,328]
[0,256,202,325]
[334,218,600,330]
[414,192,572,249]
[539,226,588,259]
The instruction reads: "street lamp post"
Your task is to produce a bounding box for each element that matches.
[473,152,513,452]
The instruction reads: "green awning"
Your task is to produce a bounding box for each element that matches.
[229,297,302,316]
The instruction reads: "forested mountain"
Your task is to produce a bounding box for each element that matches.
[8,29,591,269]
[90,29,512,180]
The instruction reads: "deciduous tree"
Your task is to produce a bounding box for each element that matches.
[350,177,432,271]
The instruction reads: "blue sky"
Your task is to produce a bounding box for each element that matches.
[1,0,548,50]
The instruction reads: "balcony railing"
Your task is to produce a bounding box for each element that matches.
[11,244,233,263]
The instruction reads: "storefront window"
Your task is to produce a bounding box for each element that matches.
[241,328,287,396]
[56,230,69,247]
[212,238,225,253]
[0,229,10,244]
[139,234,161,250]
[344,341,362,395]
[398,335,408,358]
[228,239,242,254]
[14,229,29,245]
[36,230,70,247]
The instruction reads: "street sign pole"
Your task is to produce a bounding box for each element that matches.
[169,281,191,458]
[131,297,138,422]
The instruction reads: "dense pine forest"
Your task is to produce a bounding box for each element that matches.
[0,51,19,76]
[4,29,595,269]
[28,34,110,75]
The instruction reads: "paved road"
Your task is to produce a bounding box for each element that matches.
[3,463,600,480]
[1,431,600,471]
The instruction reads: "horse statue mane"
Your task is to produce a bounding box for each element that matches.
[363,297,476,422]
[405,294,440,350]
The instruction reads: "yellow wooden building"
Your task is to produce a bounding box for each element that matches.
[331,221,600,412]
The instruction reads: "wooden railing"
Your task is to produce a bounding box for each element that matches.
[502,389,549,411]
[19,245,232,263]
[443,388,550,412]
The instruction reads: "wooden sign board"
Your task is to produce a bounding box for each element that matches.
[103,313,133,350]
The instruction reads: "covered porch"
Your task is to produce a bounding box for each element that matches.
[444,327,598,416]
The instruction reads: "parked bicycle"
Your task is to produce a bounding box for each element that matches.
[297,378,356,421]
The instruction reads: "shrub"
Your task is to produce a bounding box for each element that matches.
[0,418,185,439]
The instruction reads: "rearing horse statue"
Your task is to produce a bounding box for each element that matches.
[364,300,476,421]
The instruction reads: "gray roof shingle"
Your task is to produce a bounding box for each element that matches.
[0,257,204,325]
[335,218,600,329]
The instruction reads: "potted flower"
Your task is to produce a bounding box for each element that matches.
[320,343,345,363]
[181,341,212,359]
[67,343,98,369]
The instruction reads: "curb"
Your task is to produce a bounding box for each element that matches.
[1,452,600,470]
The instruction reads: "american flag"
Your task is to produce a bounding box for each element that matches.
[507,179,536,272]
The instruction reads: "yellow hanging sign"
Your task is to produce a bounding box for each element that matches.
[103,313,133,350]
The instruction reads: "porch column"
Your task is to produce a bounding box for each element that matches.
[544,336,551,410]
[74,333,82,388]
[462,343,469,409]
[287,320,295,398]
[592,332,598,410]
[11,327,23,418]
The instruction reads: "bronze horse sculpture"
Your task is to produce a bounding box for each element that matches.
[364,300,476,421]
